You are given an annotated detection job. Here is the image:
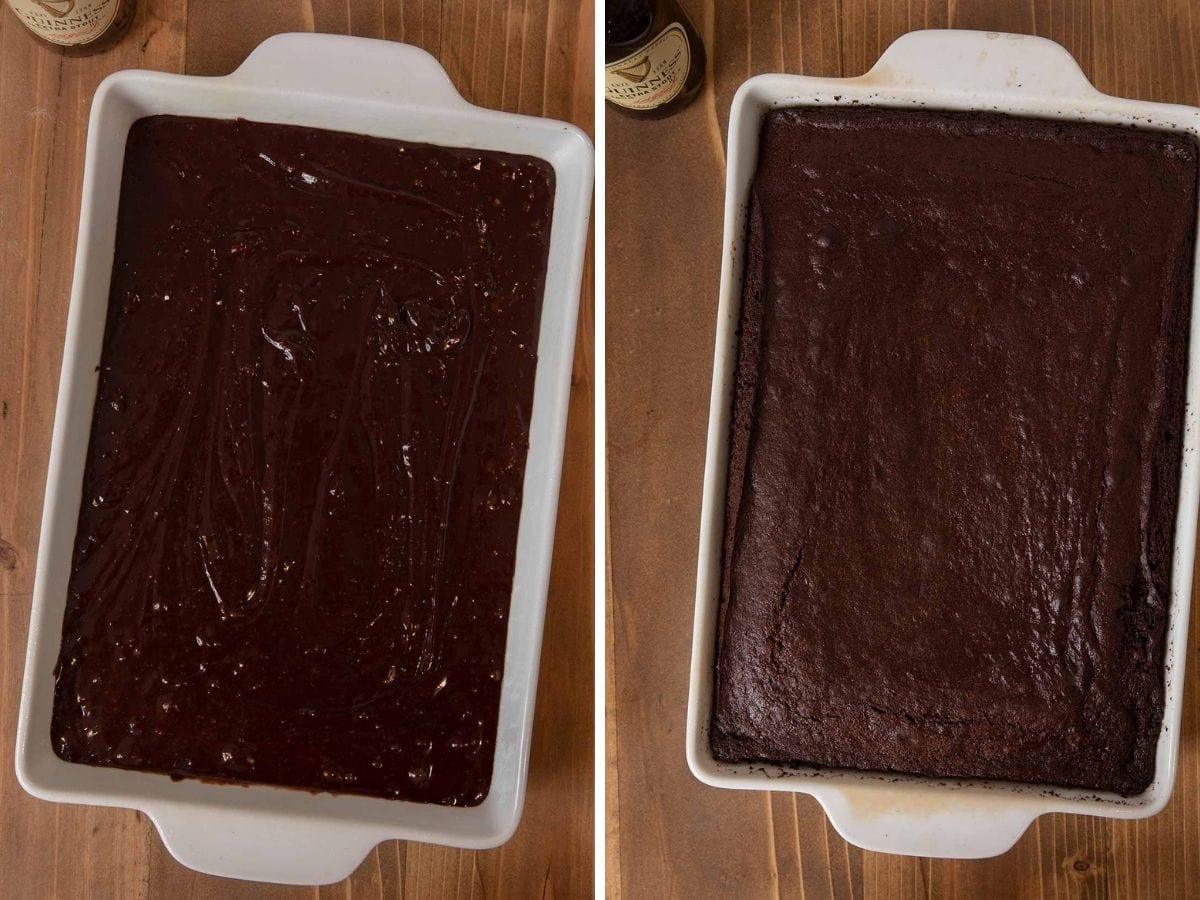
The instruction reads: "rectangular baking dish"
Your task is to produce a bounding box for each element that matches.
[686,28,1200,860]
[15,33,592,885]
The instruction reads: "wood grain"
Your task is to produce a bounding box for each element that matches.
[606,1,1200,897]
[0,1,593,897]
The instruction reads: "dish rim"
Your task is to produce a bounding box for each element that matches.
[14,32,594,885]
[686,28,1200,859]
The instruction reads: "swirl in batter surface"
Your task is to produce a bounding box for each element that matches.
[52,116,555,806]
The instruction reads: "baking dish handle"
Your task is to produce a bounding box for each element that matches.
[149,804,380,885]
[227,32,471,110]
[819,787,1039,859]
[867,29,1101,100]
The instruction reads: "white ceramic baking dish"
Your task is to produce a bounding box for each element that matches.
[686,28,1200,860]
[15,33,592,885]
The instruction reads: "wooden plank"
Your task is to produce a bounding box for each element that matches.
[607,1,1200,897]
[0,1,593,897]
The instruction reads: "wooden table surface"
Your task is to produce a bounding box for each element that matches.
[607,1,1200,898]
[0,1,593,897]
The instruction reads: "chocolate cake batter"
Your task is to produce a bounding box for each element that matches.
[712,108,1198,795]
[52,116,555,806]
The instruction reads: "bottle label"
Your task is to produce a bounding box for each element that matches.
[8,0,119,46]
[605,22,691,111]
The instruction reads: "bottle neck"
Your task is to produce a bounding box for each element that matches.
[606,0,654,48]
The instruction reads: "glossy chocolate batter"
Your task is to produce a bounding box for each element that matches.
[712,108,1198,795]
[52,116,555,806]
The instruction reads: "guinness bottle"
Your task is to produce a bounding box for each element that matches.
[605,0,706,119]
[5,0,136,54]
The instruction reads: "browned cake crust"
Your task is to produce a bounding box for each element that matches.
[711,107,1198,795]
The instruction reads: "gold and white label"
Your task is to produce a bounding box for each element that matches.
[605,23,691,111]
[8,0,120,46]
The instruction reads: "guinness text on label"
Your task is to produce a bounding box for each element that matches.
[6,0,134,50]
[605,23,690,111]
[604,0,705,119]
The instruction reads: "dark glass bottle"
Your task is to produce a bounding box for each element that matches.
[605,0,706,119]
[5,0,136,56]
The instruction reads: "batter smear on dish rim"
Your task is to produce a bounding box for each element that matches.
[712,108,1198,795]
[52,115,555,806]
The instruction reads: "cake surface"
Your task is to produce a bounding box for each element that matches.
[711,107,1198,795]
[52,115,554,805]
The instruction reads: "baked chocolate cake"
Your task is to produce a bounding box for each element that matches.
[711,107,1198,795]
